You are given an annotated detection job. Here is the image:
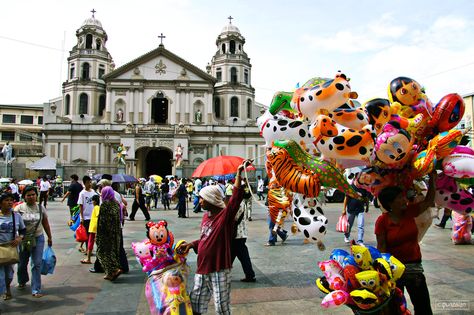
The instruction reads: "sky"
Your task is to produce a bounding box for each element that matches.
[1,0,474,109]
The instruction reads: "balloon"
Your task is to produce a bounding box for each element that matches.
[351,245,373,270]
[387,76,433,118]
[350,289,379,310]
[292,72,357,122]
[343,265,361,291]
[412,148,437,177]
[451,211,472,244]
[292,194,328,244]
[451,145,474,155]
[429,93,465,132]
[364,98,395,134]
[267,185,292,224]
[355,270,390,298]
[328,107,369,130]
[273,139,361,200]
[257,110,317,155]
[430,129,464,159]
[354,168,399,197]
[373,258,393,280]
[266,146,321,197]
[316,276,333,294]
[435,173,474,215]
[268,91,294,115]
[442,153,474,178]
[321,290,350,309]
[330,249,350,266]
[131,240,154,272]
[366,245,382,260]
[381,254,405,282]
[318,259,346,291]
[373,121,414,169]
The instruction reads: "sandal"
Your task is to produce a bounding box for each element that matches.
[16,283,26,290]
[78,248,86,253]
[32,293,44,298]
[3,293,12,300]
[80,259,92,264]
[104,274,114,281]
[111,269,123,281]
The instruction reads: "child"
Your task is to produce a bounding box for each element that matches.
[81,195,100,264]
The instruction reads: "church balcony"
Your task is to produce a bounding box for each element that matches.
[70,49,110,59]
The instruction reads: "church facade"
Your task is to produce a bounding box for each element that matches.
[44,15,265,178]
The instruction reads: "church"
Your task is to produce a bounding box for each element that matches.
[44,13,265,179]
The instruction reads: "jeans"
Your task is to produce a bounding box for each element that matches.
[344,212,364,243]
[267,216,287,244]
[18,234,45,294]
[0,265,14,294]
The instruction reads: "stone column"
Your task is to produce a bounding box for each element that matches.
[185,91,190,124]
[105,89,112,122]
[175,91,180,125]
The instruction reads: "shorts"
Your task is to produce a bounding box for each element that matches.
[190,269,232,315]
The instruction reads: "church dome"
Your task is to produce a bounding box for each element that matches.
[82,17,103,28]
[221,23,240,34]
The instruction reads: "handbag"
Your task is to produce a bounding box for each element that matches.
[75,224,88,242]
[336,214,349,233]
[0,212,20,265]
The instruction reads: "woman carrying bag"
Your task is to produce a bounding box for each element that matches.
[14,186,53,298]
[0,192,26,300]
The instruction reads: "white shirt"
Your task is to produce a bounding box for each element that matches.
[257,179,264,192]
[9,183,18,194]
[77,189,98,220]
[40,180,51,192]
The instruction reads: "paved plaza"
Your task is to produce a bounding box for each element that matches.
[1,197,473,315]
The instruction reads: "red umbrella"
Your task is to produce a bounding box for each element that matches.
[192,156,255,178]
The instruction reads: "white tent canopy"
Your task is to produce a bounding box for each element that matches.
[29,156,57,170]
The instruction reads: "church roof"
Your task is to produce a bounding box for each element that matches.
[82,17,103,29]
[103,45,217,83]
[221,24,241,34]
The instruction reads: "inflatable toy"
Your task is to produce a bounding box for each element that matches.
[387,76,433,118]
[292,194,328,246]
[318,259,346,291]
[351,245,374,270]
[452,211,472,244]
[373,121,414,169]
[429,93,465,132]
[350,289,379,310]
[435,173,474,215]
[442,153,474,178]
[316,276,333,294]
[321,290,350,309]
[355,270,390,298]
[381,254,405,282]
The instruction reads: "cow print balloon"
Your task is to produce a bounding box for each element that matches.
[292,193,328,244]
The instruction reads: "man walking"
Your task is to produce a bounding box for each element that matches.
[256,175,265,201]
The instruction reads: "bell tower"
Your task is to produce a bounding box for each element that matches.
[210,17,255,124]
[62,9,114,122]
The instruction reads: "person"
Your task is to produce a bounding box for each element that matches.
[231,191,256,283]
[177,160,249,315]
[77,176,98,253]
[342,185,370,244]
[130,181,150,221]
[224,180,234,205]
[15,186,53,298]
[434,208,452,229]
[177,179,188,218]
[256,176,264,201]
[242,178,252,221]
[175,144,183,167]
[81,195,100,264]
[95,186,122,281]
[193,177,203,213]
[186,180,194,202]
[161,179,171,210]
[144,178,155,213]
[152,181,160,209]
[61,174,83,218]
[9,179,19,202]
[2,141,12,163]
[38,176,51,208]
[375,171,436,315]
[0,192,26,301]
[195,109,202,123]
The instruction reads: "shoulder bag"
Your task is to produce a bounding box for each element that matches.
[21,204,43,252]
[0,212,20,265]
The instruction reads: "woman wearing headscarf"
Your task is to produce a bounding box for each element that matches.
[96,186,122,281]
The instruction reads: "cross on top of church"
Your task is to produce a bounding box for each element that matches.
[158,33,166,46]
[91,9,96,18]
[228,16,233,24]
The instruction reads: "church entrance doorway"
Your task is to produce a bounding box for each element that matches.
[144,147,172,177]
[151,96,168,124]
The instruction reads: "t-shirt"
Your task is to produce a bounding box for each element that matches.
[0,212,25,243]
[40,180,51,192]
[14,203,46,237]
[194,179,202,194]
[88,205,100,234]
[257,179,264,192]
[9,183,18,194]
[77,189,98,220]
[191,186,244,274]
[346,185,369,215]
[225,184,233,196]
[374,203,421,263]
[67,182,83,207]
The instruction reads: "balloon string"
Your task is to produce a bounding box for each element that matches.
[243,162,268,208]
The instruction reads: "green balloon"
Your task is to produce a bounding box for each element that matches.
[273,139,361,200]
[269,91,293,115]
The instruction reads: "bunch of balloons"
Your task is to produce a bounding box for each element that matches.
[258,72,472,246]
[315,245,410,314]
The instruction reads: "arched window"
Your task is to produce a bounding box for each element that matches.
[81,62,90,80]
[216,67,222,82]
[230,67,237,84]
[247,99,252,119]
[79,93,88,115]
[96,39,101,50]
[230,40,236,54]
[230,97,239,117]
[221,43,226,53]
[214,97,221,119]
[98,94,106,116]
[65,94,71,115]
[85,34,93,49]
